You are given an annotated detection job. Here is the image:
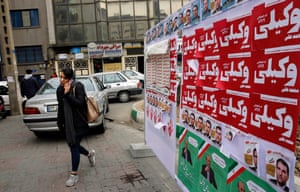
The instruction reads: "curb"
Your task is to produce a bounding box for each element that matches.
[131,100,144,124]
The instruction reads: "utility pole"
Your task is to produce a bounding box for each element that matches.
[0,0,22,115]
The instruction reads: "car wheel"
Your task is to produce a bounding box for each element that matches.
[119,91,129,103]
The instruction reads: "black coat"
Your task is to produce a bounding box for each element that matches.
[20,77,40,99]
[270,179,289,192]
[56,81,88,143]
[201,165,217,189]
[182,148,192,165]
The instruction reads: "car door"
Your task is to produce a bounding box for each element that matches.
[92,76,108,113]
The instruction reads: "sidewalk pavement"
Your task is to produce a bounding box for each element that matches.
[131,100,300,191]
[0,115,181,192]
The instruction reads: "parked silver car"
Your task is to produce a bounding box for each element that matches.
[23,76,109,137]
[120,70,145,88]
[92,71,143,102]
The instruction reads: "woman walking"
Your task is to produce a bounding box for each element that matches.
[56,68,96,187]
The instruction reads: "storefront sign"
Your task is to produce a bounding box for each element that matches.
[88,43,122,58]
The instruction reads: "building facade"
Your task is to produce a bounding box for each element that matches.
[1,0,189,81]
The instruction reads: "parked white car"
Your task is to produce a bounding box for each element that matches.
[0,81,10,114]
[92,71,143,102]
[120,70,145,88]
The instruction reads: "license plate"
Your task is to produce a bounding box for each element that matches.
[47,105,58,112]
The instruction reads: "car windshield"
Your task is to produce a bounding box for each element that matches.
[77,78,95,92]
[123,70,137,77]
[37,77,95,95]
[37,78,60,95]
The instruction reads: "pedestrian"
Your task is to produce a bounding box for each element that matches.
[50,71,57,78]
[20,69,40,111]
[56,68,96,187]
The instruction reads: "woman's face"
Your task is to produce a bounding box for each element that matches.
[59,72,69,86]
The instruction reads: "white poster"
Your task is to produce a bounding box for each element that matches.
[144,37,178,176]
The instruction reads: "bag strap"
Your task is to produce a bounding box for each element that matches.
[72,84,99,115]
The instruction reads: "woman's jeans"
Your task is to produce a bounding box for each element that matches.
[68,134,89,172]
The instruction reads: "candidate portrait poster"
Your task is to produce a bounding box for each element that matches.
[227,164,276,192]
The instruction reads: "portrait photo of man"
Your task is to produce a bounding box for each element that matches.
[189,112,195,129]
[201,154,217,189]
[249,148,258,173]
[192,4,200,22]
[182,109,189,126]
[203,119,212,139]
[182,140,193,165]
[269,158,290,192]
[202,0,211,18]
[184,8,191,26]
[178,12,184,29]
[213,126,222,146]
[212,0,222,14]
[196,115,204,132]
[172,16,178,32]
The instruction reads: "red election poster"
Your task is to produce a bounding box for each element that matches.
[194,27,206,59]
[196,86,220,120]
[251,0,300,51]
[252,50,300,99]
[181,83,197,109]
[217,89,251,133]
[214,13,252,54]
[169,37,178,102]
[194,25,219,60]
[196,55,220,88]
[216,52,253,92]
[249,93,298,151]
[182,32,198,85]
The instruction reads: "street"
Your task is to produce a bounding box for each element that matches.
[105,94,144,128]
[0,93,181,192]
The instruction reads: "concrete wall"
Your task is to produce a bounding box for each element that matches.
[9,0,50,62]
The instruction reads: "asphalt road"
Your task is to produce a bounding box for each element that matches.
[105,93,144,128]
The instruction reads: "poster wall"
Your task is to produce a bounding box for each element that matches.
[177,0,299,192]
[145,0,299,192]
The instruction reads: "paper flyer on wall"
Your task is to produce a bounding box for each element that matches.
[144,35,178,177]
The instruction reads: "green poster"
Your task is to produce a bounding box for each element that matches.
[228,167,276,192]
[177,130,237,192]
[196,143,237,192]
[178,130,204,191]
